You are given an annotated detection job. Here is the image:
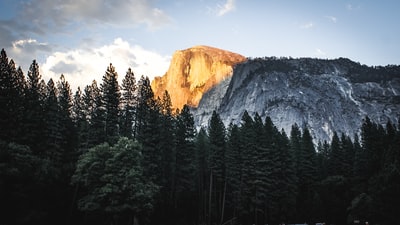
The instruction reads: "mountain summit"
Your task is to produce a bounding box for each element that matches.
[151,45,246,110]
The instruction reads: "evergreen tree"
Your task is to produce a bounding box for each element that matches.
[136,76,162,183]
[120,68,137,138]
[0,50,26,142]
[225,123,243,220]
[341,133,354,178]
[24,60,46,154]
[71,137,159,225]
[195,127,210,224]
[296,126,318,222]
[43,79,62,170]
[238,111,257,224]
[207,110,227,224]
[85,80,106,147]
[157,90,176,221]
[72,87,89,151]
[174,105,196,221]
[0,49,13,141]
[328,131,343,176]
[101,64,121,144]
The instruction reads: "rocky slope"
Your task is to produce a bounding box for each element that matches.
[151,45,246,110]
[192,57,400,141]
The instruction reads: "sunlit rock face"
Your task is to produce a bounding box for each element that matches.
[192,57,400,141]
[151,45,246,110]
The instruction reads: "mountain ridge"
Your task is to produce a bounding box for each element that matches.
[192,56,400,141]
[152,46,400,141]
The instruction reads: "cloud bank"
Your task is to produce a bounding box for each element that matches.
[40,38,171,91]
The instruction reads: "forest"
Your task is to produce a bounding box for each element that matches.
[0,49,399,225]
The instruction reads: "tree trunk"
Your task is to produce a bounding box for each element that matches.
[208,169,213,225]
[220,180,227,225]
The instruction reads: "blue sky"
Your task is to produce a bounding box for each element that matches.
[0,0,399,90]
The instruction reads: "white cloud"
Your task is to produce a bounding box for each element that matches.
[14,0,172,35]
[326,16,337,23]
[41,38,171,91]
[217,0,236,16]
[314,48,326,56]
[300,22,314,29]
[8,38,52,72]
[12,39,50,53]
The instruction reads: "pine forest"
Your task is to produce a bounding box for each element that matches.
[1,49,399,225]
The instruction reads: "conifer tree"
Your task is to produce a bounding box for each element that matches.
[120,68,137,138]
[225,123,243,219]
[72,87,89,150]
[24,60,46,154]
[207,110,226,223]
[238,111,257,223]
[43,79,62,169]
[86,80,106,147]
[174,105,196,220]
[158,90,176,213]
[136,76,162,183]
[294,126,317,222]
[101,64,121,144]
[195,127,210,224]
[0,50,25,142]
[328,131,343,176]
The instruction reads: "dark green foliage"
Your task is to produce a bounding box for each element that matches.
[24,60,46,154]
[120,68,137,138]
[2,50,399,225]
[207,110,227,224]
[71,137,158,224]
[174,105,197,220]
[0,50,26,143]
[195,127,210,224]
[101,64,121,144]
[86,80,106,147]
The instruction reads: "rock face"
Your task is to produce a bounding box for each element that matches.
[192,57,400,141]
[151,45,246,110]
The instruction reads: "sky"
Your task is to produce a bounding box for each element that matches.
[1,0,399,90]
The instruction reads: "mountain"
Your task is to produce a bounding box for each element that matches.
[151,45,246,110]
[192,56,400,141]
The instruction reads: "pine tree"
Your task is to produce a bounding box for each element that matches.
[225,123,243,220]
[158,90,176,216]
[120,68,137,138]
[174,105,196,221]
[294,125,318,222]
[24,60,46,154]
[238,111,257,224]
[207,110,226,224]
[341,133,354,178]
[195,127,210,224]
[136,76,162,183]
[57,74,77,179]
[43,79,62,169]
[328,131,343,176]
[101,64,121,144]
[0,50,25,142]
[72,87,89,150]
[0,49,12,141]
[85,80,106,147]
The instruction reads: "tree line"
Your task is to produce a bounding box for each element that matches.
[1,49,399,225]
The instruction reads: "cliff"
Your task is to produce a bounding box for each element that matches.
[151,45,246,110]
[192,57,400,141]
